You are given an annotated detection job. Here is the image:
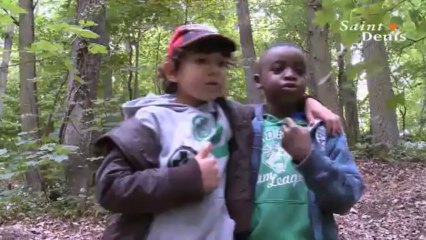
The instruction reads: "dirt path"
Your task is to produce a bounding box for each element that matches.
[337,159,426,240]
[1,159,425,240]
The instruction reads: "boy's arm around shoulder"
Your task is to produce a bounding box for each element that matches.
[296,125,365,215]
[95,117,204,215]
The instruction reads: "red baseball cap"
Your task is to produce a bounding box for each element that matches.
[167,24,237,59]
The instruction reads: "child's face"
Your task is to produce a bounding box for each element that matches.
[257,46,307,105]
[173,52,229,103]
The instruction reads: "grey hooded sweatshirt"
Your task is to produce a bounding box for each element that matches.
[122,94,235,240]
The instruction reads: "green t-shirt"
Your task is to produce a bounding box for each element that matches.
[249,114,312,240]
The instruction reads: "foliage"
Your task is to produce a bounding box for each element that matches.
[352,138,426,162]
[0,0,425,221]
[0,184,108,221]
[0,136,79,180]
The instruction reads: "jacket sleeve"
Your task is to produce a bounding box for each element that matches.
[295,126,365,215]
[95,118,204,215]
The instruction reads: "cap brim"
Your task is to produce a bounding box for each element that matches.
[181,33,237,52]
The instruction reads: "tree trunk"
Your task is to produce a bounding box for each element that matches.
[337,44,360,146]
[336,45,347,127]
[306,0,341,116]
[419,82,426,135]
[103,20,112,100]
[154,31,162,94]
[61,0,106,195]
[0,24,14,120]
[125,38,133,100]
[236,0,263,104]
[133,30,141,98]
[19,0,42,191]
[305,52,318,97]
[362,40,399,155]
[418,54,426,135]
[19,0,39,138]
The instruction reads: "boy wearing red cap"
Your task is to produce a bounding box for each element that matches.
[95,24,340,240]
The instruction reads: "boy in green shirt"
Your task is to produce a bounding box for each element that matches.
[248,43,364,240]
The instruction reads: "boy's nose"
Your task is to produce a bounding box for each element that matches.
[208,64,222,75]
[283,69,297,81]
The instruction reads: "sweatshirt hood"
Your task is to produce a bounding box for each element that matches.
[122,93,215,119]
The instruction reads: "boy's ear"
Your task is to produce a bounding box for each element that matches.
[163,61,177,82]
[254,73,262,89]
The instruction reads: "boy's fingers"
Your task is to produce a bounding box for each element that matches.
[198,142,212,159]
[331,121,338,136]
[334,122,342,136]
[284,118,296,128]
[331,117,341,136]
[282,125,290,133]
[325,120,333,135]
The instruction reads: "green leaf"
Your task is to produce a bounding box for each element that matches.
[362,3,385,24]
[55,145,79,155]
[78,20,98,27]
[409,10,422,24]
[390,16,403,26]
[88,43,108,54]
[416,21,426,31]
[48,154,68,163]
[30,40,62,53]
[0,1,26,14]
[60,145,79,152]
[39,143,56,152]
[322,0,334,9]
[26,161,38,166]
[386,93,405,110]
[314,8,335,26]
[78,29,99,39]
[0,15,14,24]
[366,2,382,15]
[67,26,99,39]
[48,23,69,31]
[54,24,99,39]
[340,0,355,8]
[340,30,360,46]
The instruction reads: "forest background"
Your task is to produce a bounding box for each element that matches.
[0,0,425,239]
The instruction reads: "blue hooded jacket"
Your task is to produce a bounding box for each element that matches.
[249,104,365,240]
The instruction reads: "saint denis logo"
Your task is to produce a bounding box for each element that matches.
[340,21,407,42]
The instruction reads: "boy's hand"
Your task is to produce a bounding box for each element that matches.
[305,97,341,136]
[195,142,219,193]
[282,118,312,163]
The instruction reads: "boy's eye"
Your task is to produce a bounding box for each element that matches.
[295,67,306,75]
[218,60,228,68]
[195,58,207,64]
[271,64,284,74]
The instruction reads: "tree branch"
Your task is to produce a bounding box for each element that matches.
[406,36,426,44]
[42,72,68,137]
[0,59,43,70]
[2,8,19,26]
[33,0,39,8]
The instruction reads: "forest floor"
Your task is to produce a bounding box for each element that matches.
[0,159,425,240]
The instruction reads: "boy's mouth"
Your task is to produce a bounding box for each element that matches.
[281,82,298,89]
[206,82,219,86]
